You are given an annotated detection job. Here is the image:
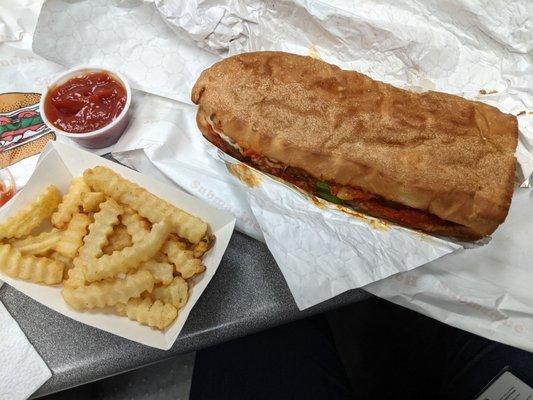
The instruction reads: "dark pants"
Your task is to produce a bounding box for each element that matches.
[190,297,533,400]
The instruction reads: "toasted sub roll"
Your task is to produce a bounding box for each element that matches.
[192,51,518,240]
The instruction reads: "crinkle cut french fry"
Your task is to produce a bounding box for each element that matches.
[121,211,150,243]
[81,191,106,213]
[152,276,188,309]
[65,198,122,288]
[52,177,90,228]
[10,229,61,256]
[49,252,74,280]
[116,298,177,330]
[192,234,214,258]
[84,218,172,282]
[153,251,170,263]
[50,251,74,269]
[162,239,205,279]
[103,225,132,255]
[0,244,63,284]
[62,270,154,310]
[140,260,173,285]
[84,166,207,244]
[64,267,85,288]
[55,213,91,259]
[0,186,61,239]
[75,198,122,265]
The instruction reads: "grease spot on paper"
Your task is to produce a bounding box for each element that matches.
[479,89,498,95]
[309,195,326,209]
[226,163,261,187]
[333,203,390,232]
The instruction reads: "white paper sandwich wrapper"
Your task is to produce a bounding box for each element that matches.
[32,0,218,105]
[0,141,236,350]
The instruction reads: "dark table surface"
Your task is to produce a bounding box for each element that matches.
[0,230,371,397]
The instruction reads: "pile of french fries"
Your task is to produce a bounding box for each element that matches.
[0,166,213,330]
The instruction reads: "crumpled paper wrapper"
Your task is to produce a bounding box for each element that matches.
[33,0,218,104]
[30,0,533,349]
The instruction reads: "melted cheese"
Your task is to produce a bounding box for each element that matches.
[206,116,284,169]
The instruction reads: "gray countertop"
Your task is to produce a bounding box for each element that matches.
[0,230,370,397]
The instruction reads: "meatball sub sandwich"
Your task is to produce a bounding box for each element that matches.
[192,51,518,240]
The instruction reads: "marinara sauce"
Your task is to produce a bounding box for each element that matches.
[44,72,126,133]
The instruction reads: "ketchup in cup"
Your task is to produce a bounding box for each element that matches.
[41,68,131,149]
[44,72,126,133]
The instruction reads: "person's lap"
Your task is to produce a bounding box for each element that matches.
[191,297,533,400]
[190,314,353,399]
[327,297,533,399]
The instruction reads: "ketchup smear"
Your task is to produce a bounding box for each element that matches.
[44,72,126,134]
[0,182,14,207]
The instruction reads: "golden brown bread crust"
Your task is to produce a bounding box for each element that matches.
[192,51,518,237]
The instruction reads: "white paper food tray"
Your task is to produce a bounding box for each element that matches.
[0,141,236,350]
